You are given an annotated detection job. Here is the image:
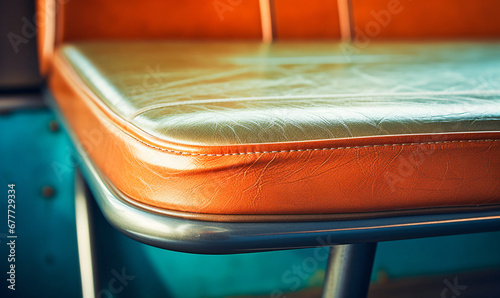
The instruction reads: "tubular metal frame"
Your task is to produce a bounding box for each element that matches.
[75,169,98,298]
[322,243,377,298]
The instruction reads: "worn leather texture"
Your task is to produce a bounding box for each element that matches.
[61,42,500,145]
[49,42,500,217]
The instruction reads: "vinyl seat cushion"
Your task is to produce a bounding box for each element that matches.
[49,42,500,218]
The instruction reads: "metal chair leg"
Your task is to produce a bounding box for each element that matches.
[322,243,377,298]
[75,169,98,298]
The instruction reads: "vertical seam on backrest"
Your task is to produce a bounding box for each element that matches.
[338,0,354,41]
[259,0,275,42]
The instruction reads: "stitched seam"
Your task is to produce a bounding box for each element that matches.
[130,138,499,157]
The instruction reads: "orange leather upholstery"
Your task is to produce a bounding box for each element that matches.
[39,1,500,220]
[48,42,500,219]
[273,0,341,39]
[60,0,263,41]
[352,0,500,40]
[37,0,265,75]
[37,0,500,74]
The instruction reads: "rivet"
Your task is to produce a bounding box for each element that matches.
[49,120,60,132]
[42,186,56,198]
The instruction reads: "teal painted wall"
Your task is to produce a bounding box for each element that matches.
[0,108,81,297]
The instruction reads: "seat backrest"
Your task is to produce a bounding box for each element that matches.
[352,0,500,40]
[37,0,500,75]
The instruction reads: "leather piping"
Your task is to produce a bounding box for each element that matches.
[93,139,500,157]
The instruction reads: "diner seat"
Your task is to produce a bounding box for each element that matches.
[49,41,500,221]
[39,0,500,296]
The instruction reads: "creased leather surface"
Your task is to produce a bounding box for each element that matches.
[49,42,500,217]
[61,42,500,146]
